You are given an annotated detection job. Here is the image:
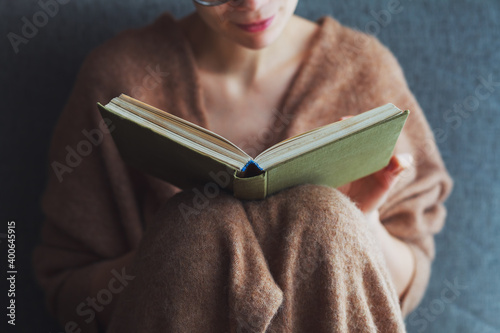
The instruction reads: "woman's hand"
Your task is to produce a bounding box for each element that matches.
[337,153,413,214]
[336,116,416,298]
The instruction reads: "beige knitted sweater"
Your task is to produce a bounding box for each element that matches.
[34,12,453,333]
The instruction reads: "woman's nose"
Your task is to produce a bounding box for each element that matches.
[229,0,268,11]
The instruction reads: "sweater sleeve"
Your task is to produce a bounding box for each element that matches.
[32,47,148,332]
[361,40,454,317]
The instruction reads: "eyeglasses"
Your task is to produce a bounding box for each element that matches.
[193,0,240,7]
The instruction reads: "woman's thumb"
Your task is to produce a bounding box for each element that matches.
[376,153,413,189]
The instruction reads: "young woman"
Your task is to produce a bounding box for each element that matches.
[34,0,453,332]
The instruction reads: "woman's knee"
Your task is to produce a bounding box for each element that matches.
[268,184,366,230]
[249,184,374,253]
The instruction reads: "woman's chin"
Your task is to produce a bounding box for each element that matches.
[228,26,283,50]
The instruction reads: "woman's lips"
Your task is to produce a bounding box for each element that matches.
[235,15,275,33]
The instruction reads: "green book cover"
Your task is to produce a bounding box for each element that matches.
[97,95,409,200]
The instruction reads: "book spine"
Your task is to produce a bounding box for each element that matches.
[233,171,267,200]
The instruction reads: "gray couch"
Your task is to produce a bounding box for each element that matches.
[2,1,499,332]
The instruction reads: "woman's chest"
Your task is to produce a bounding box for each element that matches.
[199,72,297,156]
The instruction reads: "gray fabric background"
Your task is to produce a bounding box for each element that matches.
[1,1,499,332]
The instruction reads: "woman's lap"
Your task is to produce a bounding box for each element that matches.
[107,184,406,333]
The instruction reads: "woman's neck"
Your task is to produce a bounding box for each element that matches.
[179,13,318,87]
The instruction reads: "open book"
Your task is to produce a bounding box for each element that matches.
[97,94,409,200]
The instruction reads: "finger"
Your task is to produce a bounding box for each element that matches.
[337,153,412,214]
[375,153,413,191]
[357,154,412,213]
[339,115,354,121]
